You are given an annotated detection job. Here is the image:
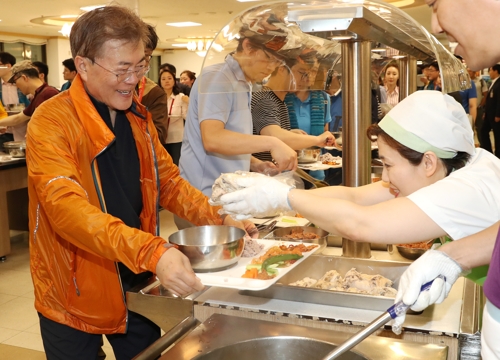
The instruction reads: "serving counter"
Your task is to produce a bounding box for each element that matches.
[0,158,28,260]
[129,248,482,360]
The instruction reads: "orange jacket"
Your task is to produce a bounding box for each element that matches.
[27,75,222,334]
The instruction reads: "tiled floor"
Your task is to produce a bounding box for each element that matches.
[0,210,179,359]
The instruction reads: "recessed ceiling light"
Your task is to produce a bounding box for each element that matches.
[166,22,202,27]
[80,5,106,12]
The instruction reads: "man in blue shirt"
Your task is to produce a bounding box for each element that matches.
[180,22,297,199]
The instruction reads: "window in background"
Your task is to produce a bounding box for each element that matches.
[1,42,46,63]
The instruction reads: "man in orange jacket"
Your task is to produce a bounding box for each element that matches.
[26,6,255,359]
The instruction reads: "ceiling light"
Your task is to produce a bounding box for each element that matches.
[80,5,106,12]
[172,43,189,48]
[166,22,201,27]
[371,48,386,52]
[392,55,406,59]
[60,15,79,19]
[58,23,73,37]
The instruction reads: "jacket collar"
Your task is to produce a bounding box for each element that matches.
[69,75,148,158]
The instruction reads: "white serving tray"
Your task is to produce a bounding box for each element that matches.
[197,239,319,291]
[0,155,24,163]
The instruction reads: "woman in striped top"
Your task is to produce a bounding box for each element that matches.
[380,62,400,110]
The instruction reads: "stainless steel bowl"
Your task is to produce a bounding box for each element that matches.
[267,226,328,250]
[296,146,321,163]
[168,225,245,272]
[3,141,26,158]
[396,245,427,260]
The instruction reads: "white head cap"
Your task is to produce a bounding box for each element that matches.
[378,90,475,158]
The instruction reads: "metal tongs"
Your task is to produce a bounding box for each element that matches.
[322,276,444,359]
[248,219,278,237]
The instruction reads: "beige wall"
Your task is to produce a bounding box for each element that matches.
[46,38,71,89]
[160,50,204,79]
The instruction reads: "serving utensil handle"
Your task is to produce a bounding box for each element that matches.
[322,276,443,359]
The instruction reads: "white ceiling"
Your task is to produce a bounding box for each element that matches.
[0,0,443,50]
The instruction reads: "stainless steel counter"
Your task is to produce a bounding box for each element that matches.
[129,249,482,360]
[160,313,448,360]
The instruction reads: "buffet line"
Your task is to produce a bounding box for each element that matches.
[127,221,483,360]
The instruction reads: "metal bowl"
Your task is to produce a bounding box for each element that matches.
[267,226,328,250]
[396,245,428,260]
[168,225,245,273]
[3,141,26,158]
[296,146,321,164]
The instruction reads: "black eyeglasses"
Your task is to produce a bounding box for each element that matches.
[90,59,150,83]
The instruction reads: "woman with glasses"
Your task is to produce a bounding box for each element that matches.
[159,68,188,165]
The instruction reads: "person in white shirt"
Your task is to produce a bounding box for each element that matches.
[159,68,188,165]
[379,61,400,112]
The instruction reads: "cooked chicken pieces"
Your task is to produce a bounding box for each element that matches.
[288,268,396,298]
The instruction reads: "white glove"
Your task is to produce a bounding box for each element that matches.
[219,175,293,220]
[392,250,463,334]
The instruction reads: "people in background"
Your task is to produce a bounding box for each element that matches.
[417,63,430,90]
[380,62,400,108]
[0,61,58,140]
[284,50,331,181]
[469,68,489,142]
[251,57,334,163]
[60,58,77,91]
[0,52,30,147]
[159,68,188,165]
[32,61,49,84]
[137,24,169,147]
[159,63,191,96]
[179,70,196,88]
[480,64,500,158]
[26,6,255,359]
[424,61,440,90]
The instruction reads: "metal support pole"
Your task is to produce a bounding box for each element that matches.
[408,56,417,97]
[399,57,409,101]
[341,40,372,259]
[398,56,418,102]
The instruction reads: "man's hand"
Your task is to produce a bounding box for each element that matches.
[250,160,280,176]
[222,215,259,238]
[317,131,335,147]
[155,248,204,297]
[269,140,297,172]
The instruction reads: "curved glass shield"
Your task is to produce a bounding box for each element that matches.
[192,0,470,122]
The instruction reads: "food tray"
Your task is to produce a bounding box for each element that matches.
[197,239,320,291]
[250,216,311,228]
[298,159,342,170]
[0,155,24,163]
[241,254,409,311]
